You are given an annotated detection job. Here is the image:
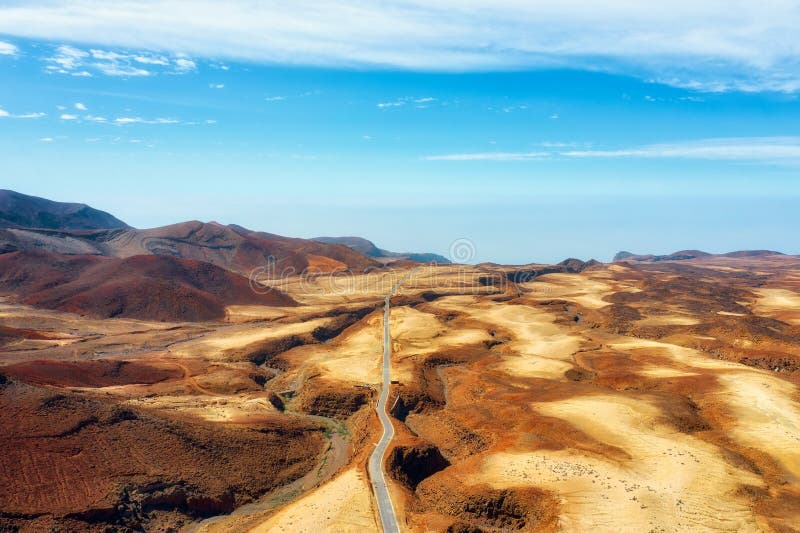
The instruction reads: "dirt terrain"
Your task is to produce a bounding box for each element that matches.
[0,250,296,321]
[2,255,800,531]
[0,220,379,275]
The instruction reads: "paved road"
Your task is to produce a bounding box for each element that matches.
[369,268,417,533]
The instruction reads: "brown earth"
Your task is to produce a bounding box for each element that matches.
[0,250,296,321]
[0,376,325,532]
[3,257,800,532]
[0,220,381,276]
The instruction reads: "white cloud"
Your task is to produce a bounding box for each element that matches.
[95,63,150,76]
[174,58,196,72]
[47,45,88,71]
[0,40,17,56]
[90,49,124,61]
[133,54,169,65]
[380,96,441,108]
[39,137,53,142]
[265,91,319,102]
[562,137,800,162]
[115,116,180,124]
[43,43,196,77]
[75,102,88,110]
[426,151,550,161]
[60,113,78,120]
[209,83,224,89]
[2,1,800,91]
[0,108,47,119]
[428,137,800,164]
[85,115,107,122]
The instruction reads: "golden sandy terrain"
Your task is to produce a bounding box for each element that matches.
[248,467,379,532]
[3,258,800,531]
[753,288,800,325]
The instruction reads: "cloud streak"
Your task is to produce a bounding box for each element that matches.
[427,137,800,164]
[0,40,17,56]
[426,151,550,161]
[114,117,180,125]
[43,44,197,77]
[0,1,799,92]
[0,107,47,119]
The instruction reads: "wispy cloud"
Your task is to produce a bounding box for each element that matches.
[174,58,196,73]
[39,137,54,142]
[0,40,17,56]
[426,151,550,161]
[265,91,318,102]
[60,113,78,120]
[562,137,800,162]
[0,107,47,119]
[1,1,800,91]
[43,44,197,77]
[209,83,224,89]
[427,137,800,164]
[133,55,169,66]
[378,96,437,108]
[45,45,89,74]
[74,102,88,111]
[114,117,180,125]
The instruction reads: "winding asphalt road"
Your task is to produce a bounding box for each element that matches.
[369,268,418,533]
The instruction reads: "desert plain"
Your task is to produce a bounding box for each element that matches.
[2,253,800,532]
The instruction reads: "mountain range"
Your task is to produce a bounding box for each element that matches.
[0,190,448,321]
[312,236,450,264]
[613,249,784,262]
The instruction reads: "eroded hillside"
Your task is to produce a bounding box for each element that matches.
[1,257,799,531]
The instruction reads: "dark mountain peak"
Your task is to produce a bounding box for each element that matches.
[0,189,130,230]
[312,236,450,264]
[313,236,383,257]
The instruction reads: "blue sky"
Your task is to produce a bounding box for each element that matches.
[1,1,800,263]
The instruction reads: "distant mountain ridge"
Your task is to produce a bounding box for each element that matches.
[0,189,130,230]
[312,236,450,264]
[0,190,385,321]
[614,249,785,262]
[0,221,380,275]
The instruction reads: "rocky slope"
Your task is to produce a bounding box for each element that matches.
[0,376,325,532]
[0,221,381,275]
[0,250,296,321]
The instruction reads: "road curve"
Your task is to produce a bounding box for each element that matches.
[369,268,418,533]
